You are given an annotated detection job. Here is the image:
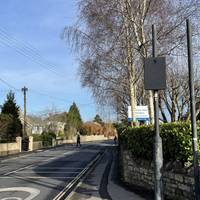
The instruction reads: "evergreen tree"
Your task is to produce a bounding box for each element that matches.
[64,102,82,138]
[66,102,82,129]
[1,91,22,140]
[93,114,103,125]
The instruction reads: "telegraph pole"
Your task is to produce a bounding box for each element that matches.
[22,86,28,138]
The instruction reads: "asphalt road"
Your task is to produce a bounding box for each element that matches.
[0,141,111,200]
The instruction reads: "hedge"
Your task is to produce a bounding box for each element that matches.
[32,131,56,147]
[117,122,200,166]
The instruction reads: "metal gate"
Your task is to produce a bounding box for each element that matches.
[22,137,29,151]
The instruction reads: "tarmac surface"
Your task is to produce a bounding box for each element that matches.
[67,145,146,200]
[0,142,105,200]
[0,141,147,200]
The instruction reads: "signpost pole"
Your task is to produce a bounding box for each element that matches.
[152,24,163,200]
[186,19,200,200]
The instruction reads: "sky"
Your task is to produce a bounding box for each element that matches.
[0,0,99,121]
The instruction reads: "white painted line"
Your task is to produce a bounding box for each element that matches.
[2,150,78,176]
[0,176,76,179]
[30,167,83,169]
[14,171,80,174]
[0,187,40,200]
[1,154,30,163]
[3,164,34,176]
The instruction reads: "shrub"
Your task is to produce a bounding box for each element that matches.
[32,132,56,147]
[118,122,199,166]
[32,134,43,142]
[42,131,56,147]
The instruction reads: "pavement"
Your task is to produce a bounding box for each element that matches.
[67,145,146,200]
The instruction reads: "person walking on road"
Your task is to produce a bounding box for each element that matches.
[76,131,81,147]
[114,135,117,145]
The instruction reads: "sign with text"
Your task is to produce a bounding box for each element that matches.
[128,106,149,121]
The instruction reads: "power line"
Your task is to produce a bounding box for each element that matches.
[0,77,95,107]
[0,34,62,76]
[0,27,60,71]
[0,77,19,91]
[29,89,71,103]
[29,89,95,107]
[0,27,67,77]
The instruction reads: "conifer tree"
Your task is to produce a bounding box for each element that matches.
[93,114,103,125]
[66,102,82,129]
[1,91,22,140]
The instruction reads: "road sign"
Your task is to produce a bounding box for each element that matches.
[128,106,149,121]
[144,57,166,90]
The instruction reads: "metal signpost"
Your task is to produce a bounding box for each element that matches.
[144,25,166,200]
[186,19,200,200]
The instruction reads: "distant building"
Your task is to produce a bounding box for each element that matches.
[31,125,44,135]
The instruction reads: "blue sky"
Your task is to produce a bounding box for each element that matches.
[0,0,98,121]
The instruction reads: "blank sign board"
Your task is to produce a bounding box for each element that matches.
[144,57,166,90]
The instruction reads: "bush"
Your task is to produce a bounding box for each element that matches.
[32,134,43,142]
[42,131,56,147]
[118,122,199,166]
[32,132,56,147]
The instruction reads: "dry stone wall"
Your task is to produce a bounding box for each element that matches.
[120,148,195,200]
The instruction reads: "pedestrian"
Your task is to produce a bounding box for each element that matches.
[114,135,117,145]
[76,131,81,147]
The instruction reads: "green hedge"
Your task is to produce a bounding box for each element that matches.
[42,131,56,147]
[118,122,200,166]
[32,131,56,147]
[32,134,43,142]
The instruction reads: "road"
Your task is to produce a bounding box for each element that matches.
[0,141,111,200]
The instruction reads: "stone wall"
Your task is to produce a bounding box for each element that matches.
[61,135,111,144]
[0,137,21,156]
[32,141,43,150]
[120,148,195,200]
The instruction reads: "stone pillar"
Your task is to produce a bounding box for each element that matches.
[52,138,56,147]
[29,136,33,151]
[16,137,22,153]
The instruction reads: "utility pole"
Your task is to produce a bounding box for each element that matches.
[186,19,200,200]
[152,25,163,200]
[22,86,28,138]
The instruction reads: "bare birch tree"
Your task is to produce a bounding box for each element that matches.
[63,0,200,123]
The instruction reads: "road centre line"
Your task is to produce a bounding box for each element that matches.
[14,171,80,174]
[0,147,74,163]
[4,164,34,176]
[2,151,78,176]
[0,176,76,179]
[1,154,31,163]
[29,167,84,169]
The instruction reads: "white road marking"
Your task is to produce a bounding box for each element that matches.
[14,171,79,174]
[4,164,34,176]
[0,176,76,179]
[1,154,30,163]
[1,198,22,200]
[31,167,83,169]
[0,187,40,200]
